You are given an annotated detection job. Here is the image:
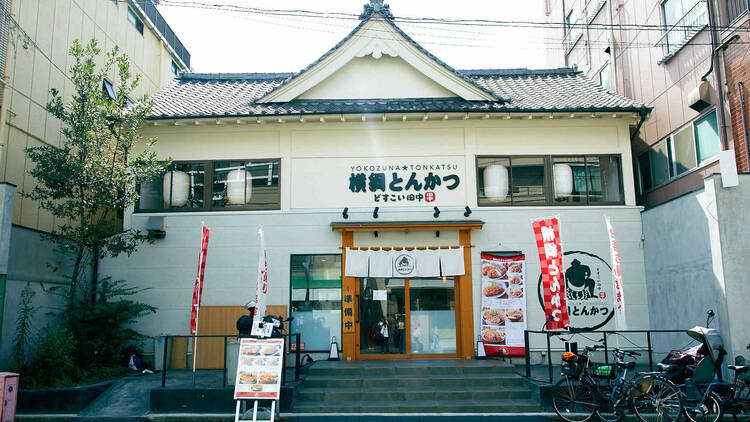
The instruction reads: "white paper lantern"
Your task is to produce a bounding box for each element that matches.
[483,164,509,200]
[226,169,252,205]
[553,163,574,196]
[163,170,189,207]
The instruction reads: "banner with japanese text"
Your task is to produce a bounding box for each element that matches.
[251,227,269,337]
[234,338,284,400]
[480,253,526,356]
[190,225,210,335]
[532,217,570,330]
[605,216,627,330]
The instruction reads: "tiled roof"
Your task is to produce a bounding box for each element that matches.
[148,68,649,119]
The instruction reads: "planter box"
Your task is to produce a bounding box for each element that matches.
[17,380,114,413]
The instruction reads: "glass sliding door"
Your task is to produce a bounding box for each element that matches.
[409,278,457,355]
[357,277,457,358]
[359,278,406,355]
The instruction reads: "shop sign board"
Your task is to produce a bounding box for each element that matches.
[342,283,355,334]
[291,156,465,208]
[480,253,527,357]
[532,217,570,330]
[234,338,284,400]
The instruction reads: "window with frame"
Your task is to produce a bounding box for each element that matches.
[477,155,623,206]
[171,61,179,76]
[637,109,720,193]
[289,254,342,352]
[136,159,280,212]
[127,7,144,35]
[599,63,611,91]
[661,0,706,56]
[102,78,116,101]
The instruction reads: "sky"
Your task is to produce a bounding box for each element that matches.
[156,0,560,74]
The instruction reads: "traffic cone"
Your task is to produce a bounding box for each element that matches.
[476,336,486,360]
[328,336,340,361]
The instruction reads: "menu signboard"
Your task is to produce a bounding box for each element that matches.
[479,253,527,357]
[234,338,284,400]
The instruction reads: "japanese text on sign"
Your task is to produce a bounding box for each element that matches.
[348,163,460,204]
[342,283,355,334]
[532,217,570,330]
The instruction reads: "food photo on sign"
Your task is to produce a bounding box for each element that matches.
[479,252,527,357]
[234,338,284,400]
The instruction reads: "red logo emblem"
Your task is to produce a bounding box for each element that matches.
[599,292,606,299]
[425,192,436,202]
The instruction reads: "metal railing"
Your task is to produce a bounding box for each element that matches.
[726,0,750,23]
[159,333,301,388]
[131,0,191,68]
[657,1,708,58]
[523,329,687,383]
[563,19,584,54]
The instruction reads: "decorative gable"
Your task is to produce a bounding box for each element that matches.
[257,13,500,103]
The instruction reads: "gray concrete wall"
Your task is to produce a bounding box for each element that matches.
[100,205,650,364]
[0,225,77,364]
[715,174,750,360]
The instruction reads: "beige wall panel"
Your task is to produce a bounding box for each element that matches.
[291,126,465,158]
[4,129,27,187]
[31,51,50,106]
[298,56,456,100]
[10,91,30,133]
[27,103,47,141]
[66,4,84,71]
[475,125,620,154]
[51,1,71,66]
[12,48,33,98]
[35,2,55,55]
[148,128,281,160]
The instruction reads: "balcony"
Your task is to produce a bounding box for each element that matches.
[656,0,708,62]
[563,19,583,54]
[131,0,191,68]
[726,0,749,23]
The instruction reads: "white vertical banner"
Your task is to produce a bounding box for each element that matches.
[605,216,627,330]
[251,227,269,336]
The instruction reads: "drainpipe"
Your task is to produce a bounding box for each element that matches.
[702,0,729,150]
[608,0,619,93]
[630,108,650,142]
[738,82,749,172]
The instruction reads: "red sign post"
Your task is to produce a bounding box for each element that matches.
[532,217,570,330]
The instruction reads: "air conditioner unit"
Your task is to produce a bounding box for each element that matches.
[688,80,711,111]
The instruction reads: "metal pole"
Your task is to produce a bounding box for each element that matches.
[603,332,609,364]
[295,333,301,380]
[223,335,228,387]
[546,332,553,383]
[647,331,654,371]
[524,330,531,378]
[162,336,168,388]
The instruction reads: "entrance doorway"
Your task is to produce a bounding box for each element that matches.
[357,277,457,358]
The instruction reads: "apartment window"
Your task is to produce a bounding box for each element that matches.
[136,159,280,212]
[599,63,611,91]
[290,254,342,351]
[127,8,144,35]
[638,109,720,192]
[477,155,623,206]
[171,61,180,76]
[660,0,706,56]
[102,79,116,100]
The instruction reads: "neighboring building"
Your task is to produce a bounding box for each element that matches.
[100,1,652,366]
[0,0,190,361]
[544,0,750,358]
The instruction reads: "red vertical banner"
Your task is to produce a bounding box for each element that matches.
[190,226,210,335]
[532,217,570,330]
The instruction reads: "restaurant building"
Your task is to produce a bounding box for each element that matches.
[101,1,653,365]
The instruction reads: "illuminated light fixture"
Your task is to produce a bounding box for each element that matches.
[163,170,189,207]
[591,113,598,118]
[173,121,183,126]
[464,206,472,217]
[553,163,574,196]
[277,118,284,123]
[505,113,512,119]
[548,113,554,119]
[256,118,262,124]
[433,206,440,218]
[442,114,448,120]
[361,115,366,122]
[569,113,576,118]
[299,117,305,123]
[194,121,200,125]
[483,114,490,120]
[373,207,379,219]
[226,169,252,205]
[382,114,387,122]
[152,121,160,126]
[216,119,224,125]
[483,164,509,200]
[402,115,407,121]
[320,117,326,123]
[340,115,346,122]
[463,113,469,120]
[235,119,242,125]
[422,114,428,120]
[528,115,533,120]
[611,113,617,118]
[342,208,349,219]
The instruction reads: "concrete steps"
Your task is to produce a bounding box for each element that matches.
[290,359,541,415]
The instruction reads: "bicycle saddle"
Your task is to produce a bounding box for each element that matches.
[657,362,678,372]
[616,361,636,370]
[728,364,749,373]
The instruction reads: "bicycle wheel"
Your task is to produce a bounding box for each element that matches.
[595,402,626,422]
[684,392,723,422]
[594,380,626,422]
[631,375,683,422]
[732,383,750,422]
[553,377,598,422]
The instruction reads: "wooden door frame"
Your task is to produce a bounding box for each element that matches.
[333,220,484,360]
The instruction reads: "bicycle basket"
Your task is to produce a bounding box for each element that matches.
[561,352,585,378]
[592,364,616,379]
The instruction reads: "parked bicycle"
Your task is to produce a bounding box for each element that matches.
[719,343,750,422]
[553,344,682,422]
